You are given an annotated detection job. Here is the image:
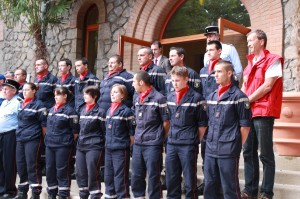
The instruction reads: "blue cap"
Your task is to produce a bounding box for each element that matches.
[0,74,5,80]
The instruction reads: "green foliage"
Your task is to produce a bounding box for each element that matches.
[163,0,250,38]
[0,0,72,59]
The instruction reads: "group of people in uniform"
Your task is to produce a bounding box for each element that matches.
[0,26,283,199]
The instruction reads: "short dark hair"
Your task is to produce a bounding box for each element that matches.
[135,70,151,86]
[170,66,188,78]
[151,40,162,48]
[170,47,186,61]
[207,40,222,50]
[76,57,88,65]
[216,60,234,72]
[36,58,49,65]
[24,82,37,91]
[110,55,123,66]
[111,84,128,101]
[60,58,72,69]
[55,86,70,96]
[16,69,27,76]
[248,29,267,48]
[83,85,100,102]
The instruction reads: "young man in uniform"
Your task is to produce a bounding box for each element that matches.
[203,26,243,82]
[131,71,170,199]
[165,66,207,199]
[14,69,27,99]
[138,47,166,95]
[165,47,202,95]
[204,60,252,199]
[74,57,100,113]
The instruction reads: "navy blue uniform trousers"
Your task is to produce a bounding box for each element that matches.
[131,144,163,199]
[46,146,73,197]
[76,149,104,199]
[0,131,17,196]
[16,137,43,195]
[165,144,198,199]
[204,156,241,199]
[104,148,130,199]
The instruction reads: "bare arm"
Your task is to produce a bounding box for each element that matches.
[73,134,78,140]
[198,127,207,141]
[163,120,170,139]
[248,77,278,103]
[241,127,250,145]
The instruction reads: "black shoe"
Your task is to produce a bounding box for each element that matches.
[47,195,56,199]
[1,193,17,199]
[197,183,204,196]
[58,197,67,199]
[30,194,40,199]
[13,192,27,199]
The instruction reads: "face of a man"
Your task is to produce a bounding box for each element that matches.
[2,85,16,101]
[108,57,122,72]
[247,32,264,55]
[151,44,162,58]
[214,64,232,86]
[171,74,188,92]
[132,75,142,93]
[206,33,219,43]
[75,60,88,75]
[58,61,71,75]
[169,50,184,67]
[206,44,221,61]
[35,59,48,74]
[137,49,152,66]
[14,70,26,83]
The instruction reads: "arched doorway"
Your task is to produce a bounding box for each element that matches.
[83,5,99,74]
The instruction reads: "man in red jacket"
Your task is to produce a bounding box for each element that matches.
[241,29,283,199]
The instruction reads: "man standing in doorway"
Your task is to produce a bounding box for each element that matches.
[203,26,243,82]
[151,41,172,73]
[241,29,283,199]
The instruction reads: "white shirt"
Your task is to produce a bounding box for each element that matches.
[154,55,162,66]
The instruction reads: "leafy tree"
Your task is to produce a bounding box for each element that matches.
[0,0,72,59]
[163,0,250,38]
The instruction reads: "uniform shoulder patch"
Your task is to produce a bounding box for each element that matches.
[195,82,200,88]
[73,117,78,124]
[43,109,48,116]
[202,101,207,111]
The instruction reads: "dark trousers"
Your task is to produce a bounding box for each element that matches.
[131,144,163,199]
[46,146,73,197]
[165,144,198,199]
[0,131,17,196]
[204,156,241,199]
[16,138,43,195]
[243,117,275,197]
[104,148,130,199]
[76,149,103,199]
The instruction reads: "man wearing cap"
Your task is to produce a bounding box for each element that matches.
[0,74,6,106]
[203,26,243,82]
[0,79,22,198]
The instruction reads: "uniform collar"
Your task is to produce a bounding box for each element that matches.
[170,87,194,105]
[218,84,237,101]
[105,69,125,79]
[110,103,126,116]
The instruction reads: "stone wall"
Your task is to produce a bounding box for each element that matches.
[0,0,135,81]
[283,0,300,92]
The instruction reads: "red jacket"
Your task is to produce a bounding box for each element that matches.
[243,50,283,118]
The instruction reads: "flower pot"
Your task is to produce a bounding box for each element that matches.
[273,92,300,156]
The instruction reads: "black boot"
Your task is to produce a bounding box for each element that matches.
[30,194,40,199]
[13,192,27,199]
